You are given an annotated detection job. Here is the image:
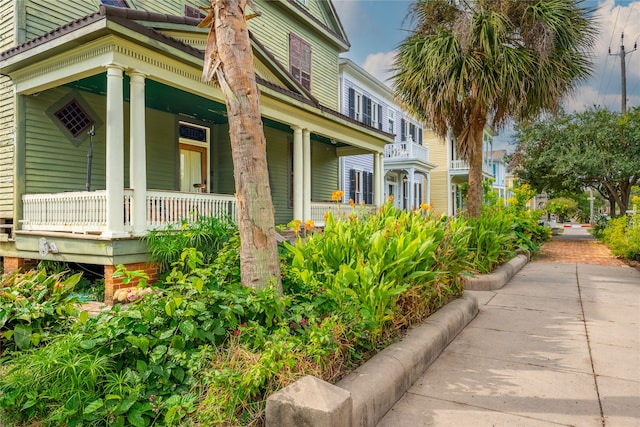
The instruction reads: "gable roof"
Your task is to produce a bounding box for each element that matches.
[0,4,318,104]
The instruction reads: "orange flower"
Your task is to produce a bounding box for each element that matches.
[304,219,315,231]
[349,198,355,208]
[420,202,430,213]
[388,195,394,203]
[331,190,344,201]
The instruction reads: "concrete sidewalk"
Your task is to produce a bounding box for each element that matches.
[377,228,640,426]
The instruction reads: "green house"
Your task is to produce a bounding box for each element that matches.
[0,0,392,302]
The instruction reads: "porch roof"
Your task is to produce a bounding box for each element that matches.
[0,5,393,151]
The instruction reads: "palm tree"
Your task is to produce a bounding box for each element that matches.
[199,0,281,291]
[393,0,596,217]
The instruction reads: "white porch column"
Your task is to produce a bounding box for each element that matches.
[293,127,303,221]
[373,152,382,207]
[102,65,127,238]
[302,129,311,221]
[129,71,147,235]
[408,167,415,211]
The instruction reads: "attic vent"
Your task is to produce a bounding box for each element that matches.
[54,99,94,138]
[184,5,205,19]
[101,0,129,7]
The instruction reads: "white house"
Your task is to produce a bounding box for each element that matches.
[337,58,436,212]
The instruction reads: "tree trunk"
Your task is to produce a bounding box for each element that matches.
[466,126,485,218]
[207,0,281,291]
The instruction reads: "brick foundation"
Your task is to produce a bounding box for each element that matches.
[3,257,39,277]
[104,262,159,305]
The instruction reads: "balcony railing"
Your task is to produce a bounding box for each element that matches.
[310,202,376,226]
[22,190,237,234]
[450,160,493,176]
[384,142,429,164]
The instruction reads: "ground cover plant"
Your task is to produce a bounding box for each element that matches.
[0,268,81,357]
[597,195,640,260]
[0,199,547,426]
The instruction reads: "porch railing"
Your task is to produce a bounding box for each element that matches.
[450,159,493,176]
[146,190,237,228]
[384,142,429,164]
[310,202,376,226]
[22,190,237,234]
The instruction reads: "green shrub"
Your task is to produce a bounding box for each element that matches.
[0,269,80,356]
[144,215,236,274]
[603,216,640,259]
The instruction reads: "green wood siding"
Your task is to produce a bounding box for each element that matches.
[25,88,106,193]
[248,1,341,110]
[24,86,180,194]
[265,127,292,225]
[212,124,235,195]
[311,141,337,202]
[0,1,15,218]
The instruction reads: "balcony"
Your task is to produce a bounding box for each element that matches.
[450,159,493,176]
[384,142,429,164]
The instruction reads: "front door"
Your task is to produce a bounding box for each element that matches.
[180,143,207,192]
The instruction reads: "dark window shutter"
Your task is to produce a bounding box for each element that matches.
[378,105,383,130]
[363,96,372,125]
[349,169,356,202]
[418,128,423,145]
[409,123,416,141]
[366,172,373,204]
[348,88,355,119]
[401,119,406,140]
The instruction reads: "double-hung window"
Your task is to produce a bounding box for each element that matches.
[290,33,312,90]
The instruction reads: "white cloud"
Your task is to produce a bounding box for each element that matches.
[362,51,397,86]
[566,0,640,112]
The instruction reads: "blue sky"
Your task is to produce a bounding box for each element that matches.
[333,0,640,148]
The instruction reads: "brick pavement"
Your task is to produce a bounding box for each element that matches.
[535,226,627,266]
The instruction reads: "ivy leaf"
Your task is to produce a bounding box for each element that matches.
[125,335,150,354]
[83,399,104,414]
[127,407,147,427]
[179,320,196,337]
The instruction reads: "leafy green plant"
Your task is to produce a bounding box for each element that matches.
[0,269,80,355]
[602,216,640,259]
[144,215,236,273]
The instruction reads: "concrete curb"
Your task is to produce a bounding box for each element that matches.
[463,252,530,291]
[265,293,479,427]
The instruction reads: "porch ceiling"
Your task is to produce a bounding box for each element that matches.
[67,74,230,124]
[65,74,345,143]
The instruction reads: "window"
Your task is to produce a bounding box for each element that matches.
[54,99,94,138]
[354,170,363,203]
[101,0,129,7]
[289,33,311,90]
[350,169,373,204]
[355,92,362,121]
[371,101,379,129]
[388,110,395,134]
[184,5,205,19]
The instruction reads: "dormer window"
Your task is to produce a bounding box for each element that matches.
[101,0,129,7]
[289,33,311,91]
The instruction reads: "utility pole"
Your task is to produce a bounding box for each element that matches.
[609,32,637,113]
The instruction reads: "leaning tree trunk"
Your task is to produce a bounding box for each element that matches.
[199,0,281,291]
[465,122,486,218]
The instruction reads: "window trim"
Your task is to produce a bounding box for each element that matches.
[289,33,312,91]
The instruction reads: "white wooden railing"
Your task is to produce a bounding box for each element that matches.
[450,159,493,175]
[310,202,376,226]
[384,142,429,164]
[22,190,237,234]
[146,190,237,228]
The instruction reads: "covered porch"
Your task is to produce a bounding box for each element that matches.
[0,6,391,247]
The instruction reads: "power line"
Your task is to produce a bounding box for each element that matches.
[609,32,637,113]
